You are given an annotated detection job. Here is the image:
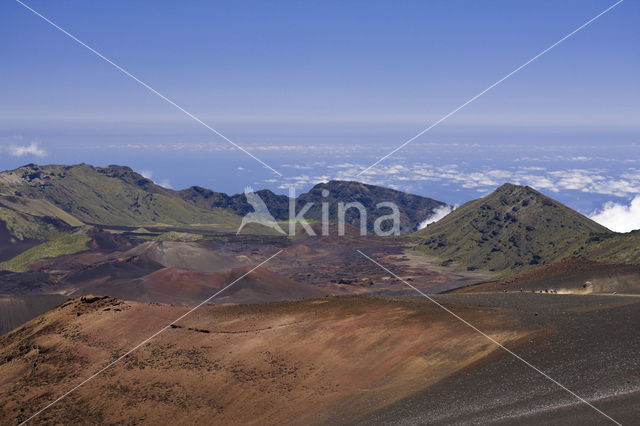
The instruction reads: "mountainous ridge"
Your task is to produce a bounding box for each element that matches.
[179,180,448,234]
[1,165,638,276]
[0,164,449,235]
[0,164,241,229]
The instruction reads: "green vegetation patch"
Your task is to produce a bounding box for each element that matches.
[0,208,58,241]
[0,233,91,272]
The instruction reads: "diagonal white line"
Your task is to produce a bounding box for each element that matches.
[19,250,283,425]
[357,0,624,176]
[15,0,282,177]
[356,250,622,425]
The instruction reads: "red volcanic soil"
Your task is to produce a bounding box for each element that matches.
[55,259,327,306]
[255,236,490,296]
[280,243,318,257]
[123,241,247,273]
[30,251,106,272]
[63,256,163,288]
[0,295,525,425]
[1,292,637,425]
[87,230,134,252]
[141,266,328,305]
[2,230,490,315]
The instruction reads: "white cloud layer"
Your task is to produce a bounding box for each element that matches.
[139,169,153,179]
[590,197,640,233]
[136,169,173,188]
[8,142,46,157]
[159,179,173,189]
[418,205,455,229]
[340,163,640,198]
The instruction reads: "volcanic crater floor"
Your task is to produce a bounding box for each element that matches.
[0,292,637,425]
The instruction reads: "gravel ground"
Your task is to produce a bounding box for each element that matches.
[356,293,640,425]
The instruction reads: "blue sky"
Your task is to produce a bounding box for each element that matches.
[1,1,639,229]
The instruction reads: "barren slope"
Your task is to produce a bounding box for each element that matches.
[453,258,640,295]
[0,296,525,425]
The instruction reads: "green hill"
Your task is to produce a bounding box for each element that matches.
[1,166,446,235]
[413,183,615,274]
[0,164,241,230]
